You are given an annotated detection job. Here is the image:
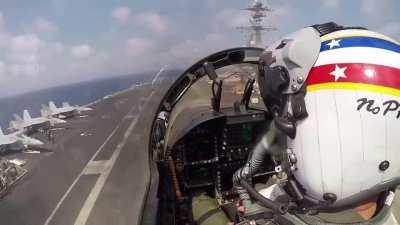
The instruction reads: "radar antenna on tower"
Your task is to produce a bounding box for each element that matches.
[237,0,277,48]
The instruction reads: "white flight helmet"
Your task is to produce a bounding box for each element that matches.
[258,22,400,211]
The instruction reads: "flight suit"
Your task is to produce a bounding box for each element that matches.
[283,188,400,225]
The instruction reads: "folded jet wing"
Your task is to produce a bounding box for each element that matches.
[8,109,66,131]
[0,126,43,152]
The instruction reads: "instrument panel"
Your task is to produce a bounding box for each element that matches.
[171,110,267,198]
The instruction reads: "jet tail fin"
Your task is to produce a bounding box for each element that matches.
[40,109,47,117]
[13,113,23,121]
[41,104,52,116]
[49,101,58,111]
[9,114,23,131]
[23,110,32,121]
[62,102,71,108]
[0,127,4,136]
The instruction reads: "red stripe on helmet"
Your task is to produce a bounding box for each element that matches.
[307,63,400,90]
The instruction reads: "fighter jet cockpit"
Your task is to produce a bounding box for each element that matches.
[150,47,276,225]
[148,47,300,225]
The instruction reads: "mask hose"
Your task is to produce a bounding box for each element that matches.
[240,179,288,215]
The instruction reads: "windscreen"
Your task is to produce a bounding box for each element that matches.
[173,63,263,112]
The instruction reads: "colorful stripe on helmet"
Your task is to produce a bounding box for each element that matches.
[321,29,400,45]
[307,30,400,96]
[307,82,400,96]
[321,36,400,53]
[315,47,400,69]
[306,63,400,96]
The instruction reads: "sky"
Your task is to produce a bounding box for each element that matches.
[0,0,398,97]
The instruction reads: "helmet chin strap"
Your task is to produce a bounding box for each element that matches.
[289,85,308,121]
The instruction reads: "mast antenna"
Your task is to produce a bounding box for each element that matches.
[237,0,277,47]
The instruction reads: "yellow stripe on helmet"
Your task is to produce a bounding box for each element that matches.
[307,82,400,97]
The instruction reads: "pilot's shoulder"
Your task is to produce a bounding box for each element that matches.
[393,189,400,223]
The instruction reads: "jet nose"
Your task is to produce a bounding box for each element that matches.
[33,140,44,145]
[21,135,44,145]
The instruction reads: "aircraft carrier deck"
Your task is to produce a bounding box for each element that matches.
[0,81,170,225]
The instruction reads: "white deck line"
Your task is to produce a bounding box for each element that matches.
[73,116,139,225]
[43,120,122,225]
[73,90,155,225]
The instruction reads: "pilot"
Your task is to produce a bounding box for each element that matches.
[234,22,400,224]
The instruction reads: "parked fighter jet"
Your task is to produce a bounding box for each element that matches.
[0,126,43,153]
[9,110,66,133]
[41,101,92,119]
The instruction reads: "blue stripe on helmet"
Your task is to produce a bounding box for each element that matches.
[321,36,400,53]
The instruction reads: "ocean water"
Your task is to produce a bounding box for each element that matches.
[0,73,154,129]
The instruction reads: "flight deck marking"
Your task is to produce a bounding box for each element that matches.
[43,90,155,225]
[83,160,108,175]
[73,116,138,225]
[43,120,122,225]
[73,91,155,225]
